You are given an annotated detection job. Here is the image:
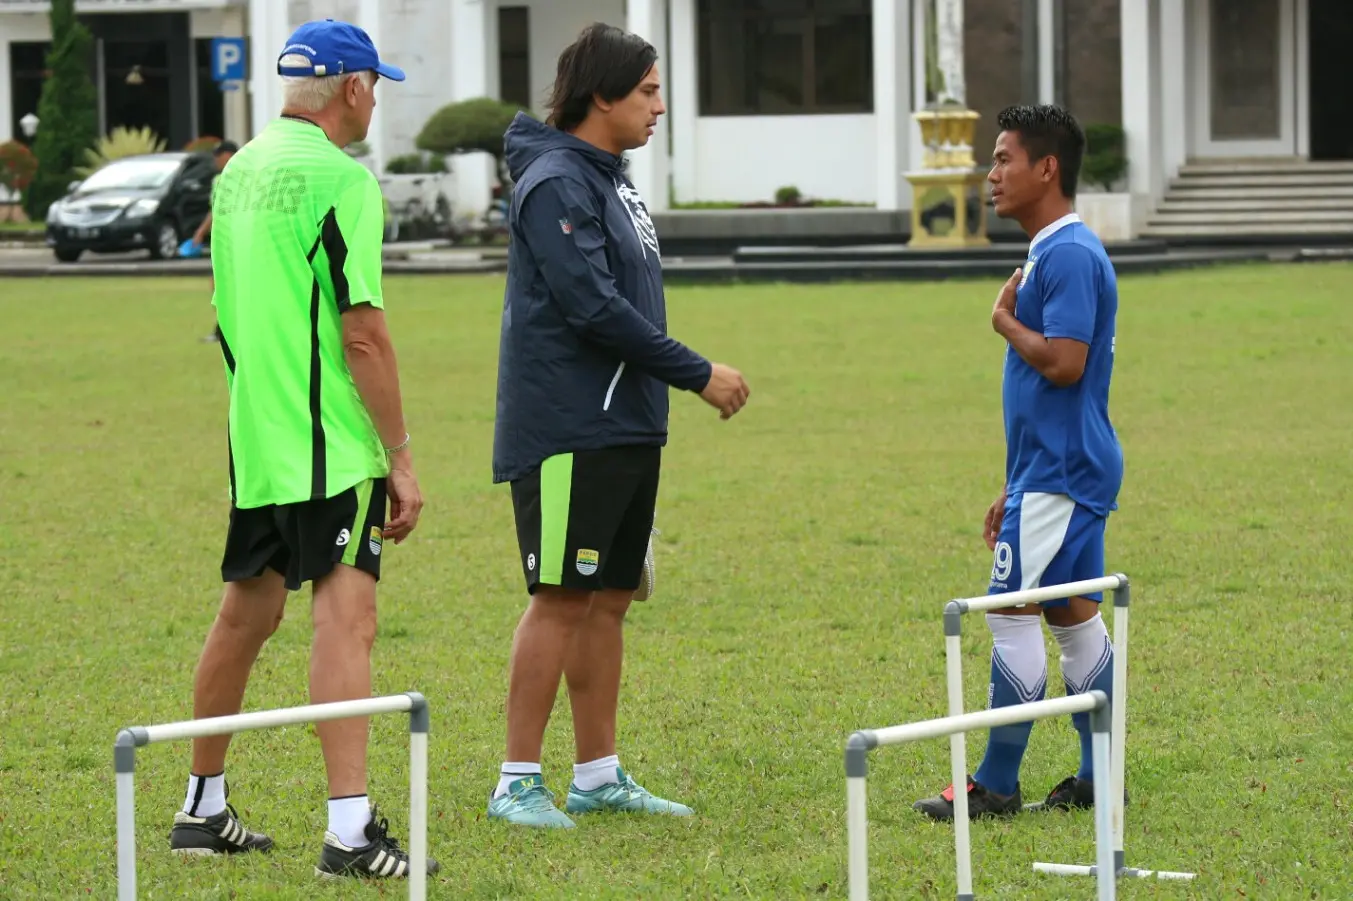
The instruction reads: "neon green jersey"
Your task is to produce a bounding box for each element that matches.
[210,117,388,508]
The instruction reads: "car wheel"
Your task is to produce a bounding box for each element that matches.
[54,246,82,264]
[150,222,179,259]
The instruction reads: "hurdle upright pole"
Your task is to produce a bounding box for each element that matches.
[1110,576,1130,872]
[942,605,973,899]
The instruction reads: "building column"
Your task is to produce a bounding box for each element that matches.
[1037,0,1056,104]
[668,0,697,204]
[873,0,912,210]
[1158,0,1187,185]
[1120,0,1161,234]
[908,0,931,172]
[626,0,669,211]
[247,0,290,137]
[359,0,385,176]
[0,39,12,145]
[222,3,250,144]
[451,0,494,218]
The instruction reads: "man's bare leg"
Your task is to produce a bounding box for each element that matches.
[503,587,593,764]
[184,571,288,812]
[564,588,632,765]
[310,565,378,796]
[486,587,592,827]
[310,564,378,845]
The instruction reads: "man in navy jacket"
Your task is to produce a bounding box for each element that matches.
[488,22,750,829]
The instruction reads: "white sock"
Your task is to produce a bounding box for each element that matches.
[572,755,621,792]
[494,761,542,799]
[1049,613,1112,693]
[985,613,1048,703]
[327,795,372,848]
[182,772,226,819]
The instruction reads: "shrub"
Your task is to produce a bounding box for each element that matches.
[0,141,39,195]
[416,97,525,160]
[183,135,221,153]
[73,126,168,178]
[386,152,448,175]
[1082,123,1128,192]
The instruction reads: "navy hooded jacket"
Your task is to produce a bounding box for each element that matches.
[491,112,712,484]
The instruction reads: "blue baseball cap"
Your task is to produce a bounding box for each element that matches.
[277,19,406,82]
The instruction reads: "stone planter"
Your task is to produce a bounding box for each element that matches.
[1075,192,1136,242]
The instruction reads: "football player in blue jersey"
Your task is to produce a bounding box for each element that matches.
[915,104,1125,820]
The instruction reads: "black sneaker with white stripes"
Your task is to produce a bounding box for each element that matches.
[315,806,439,880]
[169,804,275,856]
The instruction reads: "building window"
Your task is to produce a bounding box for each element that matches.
[498,6,531,109]
[194,39,227,142]
[9,42,51,147]
[698,0,873,116]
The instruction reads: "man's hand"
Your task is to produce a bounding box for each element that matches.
[992,266,1022,332]
[699,363,750,419]
[983,486,1008,551]
[384,449,423,544]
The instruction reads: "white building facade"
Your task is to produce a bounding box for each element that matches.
[2,0,1347,231]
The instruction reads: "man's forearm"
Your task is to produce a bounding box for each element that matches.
[994,309,1057,377]
[344,336,408,451]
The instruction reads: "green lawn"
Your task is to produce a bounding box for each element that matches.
[1,262,1350,899]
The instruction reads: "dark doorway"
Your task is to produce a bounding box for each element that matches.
[1309,0,1353,159]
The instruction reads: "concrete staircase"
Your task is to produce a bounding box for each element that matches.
[1141,159,1353,243]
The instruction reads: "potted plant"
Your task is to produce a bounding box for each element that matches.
[1075,123,1132,241]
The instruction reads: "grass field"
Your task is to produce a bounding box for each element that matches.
[1,261,1351,899]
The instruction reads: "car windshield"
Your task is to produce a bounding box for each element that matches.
[77,158,181,193]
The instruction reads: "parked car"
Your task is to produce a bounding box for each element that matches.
[45,152,215,263]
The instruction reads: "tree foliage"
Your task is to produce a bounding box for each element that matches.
[24,0,99,220]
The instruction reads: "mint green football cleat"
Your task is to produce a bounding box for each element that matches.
[565,767,693,817]
[487,776,575,828]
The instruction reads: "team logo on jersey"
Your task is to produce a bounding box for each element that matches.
[613,179,661,258]
[369,525,383,556]
[1019,257,1036,288]
[576,548,599,576]
[559,218,573,235]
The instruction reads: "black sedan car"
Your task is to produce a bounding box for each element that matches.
[45,151,215,263]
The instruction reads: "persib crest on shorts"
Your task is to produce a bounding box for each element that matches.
[576,548,599,576]
[368,525,383,556]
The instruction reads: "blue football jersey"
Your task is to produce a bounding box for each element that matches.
[1001,214,1124,517]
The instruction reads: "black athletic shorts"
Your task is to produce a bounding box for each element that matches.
[221,478,387,591]
[510,445,660,595]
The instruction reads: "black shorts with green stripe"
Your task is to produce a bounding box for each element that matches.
[510,446,660,595]
[221,478,387,591]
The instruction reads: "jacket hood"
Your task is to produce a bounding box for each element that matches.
[503,111,625,182]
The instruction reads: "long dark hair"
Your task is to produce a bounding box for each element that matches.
[546,22,657,132]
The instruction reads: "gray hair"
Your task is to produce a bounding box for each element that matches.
[278,53,375,113]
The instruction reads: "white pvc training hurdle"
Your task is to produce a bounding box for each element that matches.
[845,691,1116,900]
[941,573,1196,884]
[114,692,429,901]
